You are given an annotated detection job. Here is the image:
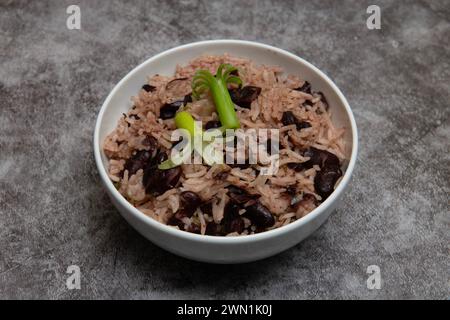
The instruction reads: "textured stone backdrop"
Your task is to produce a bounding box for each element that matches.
[0,0,449,299]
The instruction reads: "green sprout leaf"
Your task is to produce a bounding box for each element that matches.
[192,64,241,130]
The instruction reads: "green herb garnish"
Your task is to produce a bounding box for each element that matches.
[158,111,197,170]
[192,63,241,129]
[158,64,242,170]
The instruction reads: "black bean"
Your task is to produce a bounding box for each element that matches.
[159,101,183,119]
[123,150,153,176]
[142,151,167,184]
[229,86,261,108]
[281,111,296,126]
[180,191,202,217]
[314,165,342,199]
[303,147,340,169]
[142,135,158,150]
[162,167,181,191]
[143,165,158,190]
[180,191,202,208]
[205,222,221,236]
[187,223,201,234]
[199,202,212,215]
[222,201,245,234]
[294,81,312,94]
[159,94,192,119]
[129,114,140,120]
[296,121,311,130]
[167,212,185,230]
[167,217,183,229]
[142,151,179,196]
[142,84,156,92]
[144,166,182,196]
[204,120,222,130]
[254,226,266,234]
[287,162,305,172]
[244,201,275,228]
[183,94,193,105]
[281,111,311,130]
[227,217,245,234]
[226,185,260,205]
[176,208,191,218]
[224,201,241,220]
[142,151,163,186]
[303,100,314,107]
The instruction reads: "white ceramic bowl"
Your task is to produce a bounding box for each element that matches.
[94,40,358,264]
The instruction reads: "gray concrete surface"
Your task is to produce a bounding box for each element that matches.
[0,0,449,299]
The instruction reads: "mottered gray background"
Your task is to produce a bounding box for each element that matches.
[0,0,449,299]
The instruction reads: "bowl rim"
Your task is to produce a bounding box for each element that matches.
[93,39,358,244]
